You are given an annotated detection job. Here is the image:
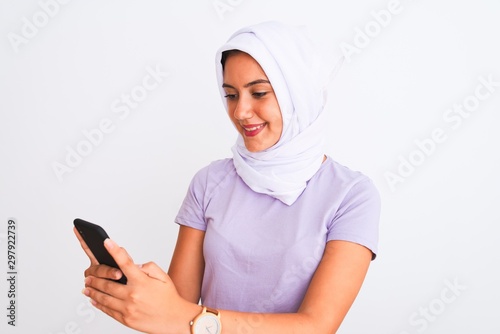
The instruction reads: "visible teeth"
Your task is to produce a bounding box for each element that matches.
[245,124,264,131]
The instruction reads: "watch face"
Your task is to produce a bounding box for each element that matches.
[193,313,221,334]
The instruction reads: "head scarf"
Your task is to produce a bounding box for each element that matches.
[215,21,342,205]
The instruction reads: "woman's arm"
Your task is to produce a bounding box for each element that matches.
[166,226,372,332]
[80,236,371,333]
[219,240,372,333]
[168,225,205,303]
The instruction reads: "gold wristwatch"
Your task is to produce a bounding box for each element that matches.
[190,306,222,334]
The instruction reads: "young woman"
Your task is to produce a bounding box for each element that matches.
[76,21,380,334]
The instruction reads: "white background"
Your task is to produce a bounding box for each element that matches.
[1,0,499,333]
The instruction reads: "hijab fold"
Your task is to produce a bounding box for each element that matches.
[215,21,342,205]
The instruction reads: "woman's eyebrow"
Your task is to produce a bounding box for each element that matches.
[244,79,271,87]
[222,79,271,89]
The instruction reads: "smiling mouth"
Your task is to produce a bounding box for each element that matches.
[242,123,266,137]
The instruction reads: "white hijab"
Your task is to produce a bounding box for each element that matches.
[215,21,342,205]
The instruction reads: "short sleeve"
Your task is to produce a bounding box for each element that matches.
[327,177,381,260]
[174,167,209,231]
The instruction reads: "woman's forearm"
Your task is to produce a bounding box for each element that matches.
[173,302,337,334]
[216,310,333,334]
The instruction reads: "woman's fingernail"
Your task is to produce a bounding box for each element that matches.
[113,269,122,279]
[104,238,116,249]
[84,277,91,285]
[82,288,90,296]
[90,299,97,306]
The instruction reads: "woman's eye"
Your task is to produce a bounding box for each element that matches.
[252,92,267,98]
[224,94,237,100]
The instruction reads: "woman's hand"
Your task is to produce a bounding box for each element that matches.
[74,228,200,334]
[73,227,124,282]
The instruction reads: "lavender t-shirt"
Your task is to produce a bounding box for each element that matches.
[175,156,380,313]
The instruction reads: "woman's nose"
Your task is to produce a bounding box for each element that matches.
[233,96,253,121]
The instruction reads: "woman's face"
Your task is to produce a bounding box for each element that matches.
[222,52,283,152]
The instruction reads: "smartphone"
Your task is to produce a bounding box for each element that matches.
[73,218,127,284]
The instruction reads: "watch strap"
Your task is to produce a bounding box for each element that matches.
[204,306,220,317]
